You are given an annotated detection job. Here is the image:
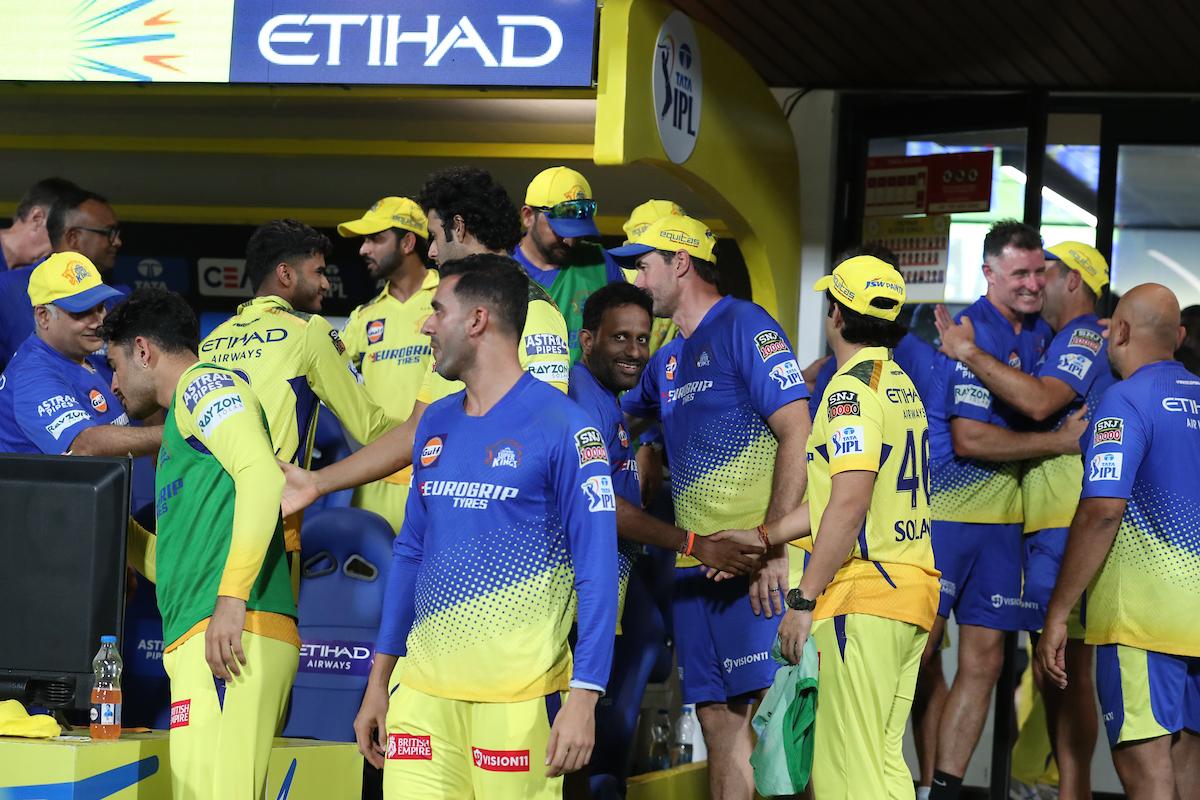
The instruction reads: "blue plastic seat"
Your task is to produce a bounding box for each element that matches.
[306,406,355,512]
[282,507,394,741]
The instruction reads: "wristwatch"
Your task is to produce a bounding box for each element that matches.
[785,588,817,612]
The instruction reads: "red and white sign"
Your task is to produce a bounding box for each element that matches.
[472,747,530,772]
[865,151,993,217]
[170,700,190,729]
[197,258,252,298]
[387,733,433,760]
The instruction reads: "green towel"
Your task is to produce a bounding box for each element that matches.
[750,635,818,797]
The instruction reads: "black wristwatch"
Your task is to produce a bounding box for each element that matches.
[786,588,817,612]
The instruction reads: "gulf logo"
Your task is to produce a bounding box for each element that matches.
[420,435,445,467]
[367,319,386,345]
[89,389,108,414]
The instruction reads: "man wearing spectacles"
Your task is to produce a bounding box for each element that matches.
[48,187,123,274]
[514,167,627,364]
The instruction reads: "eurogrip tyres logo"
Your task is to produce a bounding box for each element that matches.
[0,1,235,82]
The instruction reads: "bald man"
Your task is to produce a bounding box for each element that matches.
[1037,283,1199,800]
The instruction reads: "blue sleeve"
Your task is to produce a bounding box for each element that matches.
[809,355,838,421]
[375,449,429,656]
[1037,324,1102,397]
[732,306,810,420]
[1081,387,1145,501]
[944,337,993,423]
[552,413,618,692]
[15,372,100,454]
[621,348,662,420]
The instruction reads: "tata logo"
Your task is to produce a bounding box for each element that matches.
[653,11,702,164]
[258,14,566,70]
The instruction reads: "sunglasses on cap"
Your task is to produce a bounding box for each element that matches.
[536,199,597,220]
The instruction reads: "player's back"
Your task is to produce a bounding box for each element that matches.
[807,350,939,629]
[1083,360,1200,656]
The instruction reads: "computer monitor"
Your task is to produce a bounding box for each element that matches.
[0,454,131,709]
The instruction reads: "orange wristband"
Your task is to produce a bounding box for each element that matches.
[678,530,696,557]
[756,523,771,548]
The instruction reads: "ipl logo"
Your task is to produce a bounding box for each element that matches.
[653,11,702,164]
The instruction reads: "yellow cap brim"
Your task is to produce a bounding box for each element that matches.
[337,218,390,238]
[813,275,833,293]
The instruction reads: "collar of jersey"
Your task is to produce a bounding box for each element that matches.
[374,269,440,305]
[836,345,891,374]
[239,295,293,314]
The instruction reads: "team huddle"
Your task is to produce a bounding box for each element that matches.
[1,162,1196,800]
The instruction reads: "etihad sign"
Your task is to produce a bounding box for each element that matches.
[258,14,566,69]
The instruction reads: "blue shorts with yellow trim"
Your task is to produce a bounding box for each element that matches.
[672,566,780,705]
[384,681,563,800]
[1095,643,1200,747]
[933,520,1025,630]
[1021,527,1085,637]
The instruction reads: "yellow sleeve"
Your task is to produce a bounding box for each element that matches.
[127,517,156,583]
[175,369,285,600]
[304,315,398,443]
[415,362,464,406]
[518,298,570,393]
[341,305,366,367]
[823,377,882,475]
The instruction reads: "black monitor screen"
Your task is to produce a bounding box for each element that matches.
[0,454,130,707]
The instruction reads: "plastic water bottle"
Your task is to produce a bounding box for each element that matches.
[671,705,695,766]
[89,635,123,740]
[648,709,671,771]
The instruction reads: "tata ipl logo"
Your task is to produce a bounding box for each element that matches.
[653,11,702,164]
[0,1,235,82]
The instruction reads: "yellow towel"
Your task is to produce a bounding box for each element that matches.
[0,699,61,738]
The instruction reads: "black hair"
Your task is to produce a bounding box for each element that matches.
[983,219,1042,261]
[582,282,653,332]
[438,254,529,337]
[100,287,199,355]
[417,167,522,253]
[15,177,81,222]
[825,290,907,348]
[836,242,900,270]
[47,186,108,248]
[245,219,332,292]
[1177,304,1200,376]
[655,249,719,286]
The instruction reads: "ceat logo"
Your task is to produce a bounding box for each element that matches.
[89,389,108,414]
[170,700,190,729]
[387,733,432,760]
[366,319,386,344]
[472,747,530,772]
[420,435,444,467]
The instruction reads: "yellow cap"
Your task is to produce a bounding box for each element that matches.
[814,255,906,321]
[607,215,716,264]
[337,197,428,239]
[525,166,593,207]
[623,199,684,244]
[1044,241,1109,296]
[28,252,123,312]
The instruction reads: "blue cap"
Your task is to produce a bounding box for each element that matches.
[545,216,601,239]
[55,283,124,313]
[606,242,655,261]
[100,635,117,644]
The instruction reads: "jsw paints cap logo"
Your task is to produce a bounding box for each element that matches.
[472,747,530,772]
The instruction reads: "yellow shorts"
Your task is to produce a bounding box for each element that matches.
[384,681,564,800]
[352,480,407,534]
[812,614,927,800]
[162,631,298,800]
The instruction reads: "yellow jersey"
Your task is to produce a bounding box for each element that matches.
[806,346,940,631]
[200,296,398,549]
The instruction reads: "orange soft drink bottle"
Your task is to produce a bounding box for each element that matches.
[89,634,122,740]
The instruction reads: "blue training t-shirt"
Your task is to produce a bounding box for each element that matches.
[621,295,810,564]
[0,335,128,454]
[809,332,937,420]
[926,296,1051,524]
[376,372,618,702]
[0,265,34,373]
[1080,359,1200,656]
